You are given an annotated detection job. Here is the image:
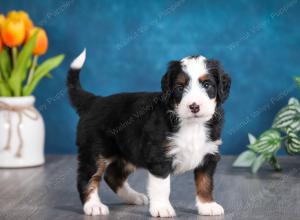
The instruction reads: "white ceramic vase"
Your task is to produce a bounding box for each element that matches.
[0,96,45,168]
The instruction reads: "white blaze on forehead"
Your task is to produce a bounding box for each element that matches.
[175,55,216,122]
[181,56,208,80]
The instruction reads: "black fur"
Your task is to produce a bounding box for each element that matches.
[67,68,96,115]
[206,59,231,105]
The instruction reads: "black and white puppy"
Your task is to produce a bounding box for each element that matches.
[67,49,231,217]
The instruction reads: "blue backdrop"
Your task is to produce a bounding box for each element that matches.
[2,0,300,154]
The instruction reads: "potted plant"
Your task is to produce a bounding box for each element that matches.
[0,11,64,167]
[233,78,300,173]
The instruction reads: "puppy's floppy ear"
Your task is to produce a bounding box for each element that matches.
[207,59,231,104]
[161,71,170,94]
[161,61,181,95]
[218,72,231,104]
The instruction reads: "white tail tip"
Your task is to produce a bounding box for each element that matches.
[71,48,86,69]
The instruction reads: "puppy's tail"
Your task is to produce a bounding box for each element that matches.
[67,49,96,115]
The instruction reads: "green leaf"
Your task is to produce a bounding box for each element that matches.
[295,77,300,88]
[233,150,257,167]
[272,104,300,132]
[268,155,282,171]
[0,49,13,96]
[0,71,12,96]
[288,97,300,106]
[0,49,12,80]
[285,129,300,154]
[8,31,38,96]
[45,73,53,78]
[249,130,281,154]
[248,133,257,144]
[23,54,64,95]
[251,154,266,173]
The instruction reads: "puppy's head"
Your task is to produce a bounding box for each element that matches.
[161,56,231,122]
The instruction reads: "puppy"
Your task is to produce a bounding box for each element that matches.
[67,49,231,217]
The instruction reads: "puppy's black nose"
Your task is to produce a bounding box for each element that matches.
[189,103,200,113]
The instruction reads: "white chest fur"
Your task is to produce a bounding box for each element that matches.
[167,120,219,174]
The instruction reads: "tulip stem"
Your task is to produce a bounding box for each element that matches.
[12,47,18,67]
[27,55,38,86]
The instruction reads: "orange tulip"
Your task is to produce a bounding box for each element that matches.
[0,14,5,29]
[7,10,33,37]
[28,27,48,55]
[1,18,25,47]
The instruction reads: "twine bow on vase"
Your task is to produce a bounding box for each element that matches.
[0,101,40,158]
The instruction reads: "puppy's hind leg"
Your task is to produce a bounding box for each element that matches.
[77,152,110,216]
[104,159,148,205]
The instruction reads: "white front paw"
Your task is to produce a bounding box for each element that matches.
[83,201,109,216]
[197,201,224,216]
[149,201,176,218]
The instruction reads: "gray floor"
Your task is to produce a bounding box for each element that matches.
[0,156,299,220]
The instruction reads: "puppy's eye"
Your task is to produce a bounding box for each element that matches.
[203,81,211,89]
[175,85,184,93]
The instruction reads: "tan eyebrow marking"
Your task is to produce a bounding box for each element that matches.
[199,74,208,81]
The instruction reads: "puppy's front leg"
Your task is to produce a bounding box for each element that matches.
[147,173,176,218]
[194,154,224,216]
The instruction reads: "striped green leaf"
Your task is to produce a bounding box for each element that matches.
[233,150,257,167]
[251,154,267,173]
[285,129,300,154]
[272,104,300,131]
[295,77,300,88]
[268,155,282,171]
[248,133,257,144]
[249,130,281,154]
[288,97,300,106]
